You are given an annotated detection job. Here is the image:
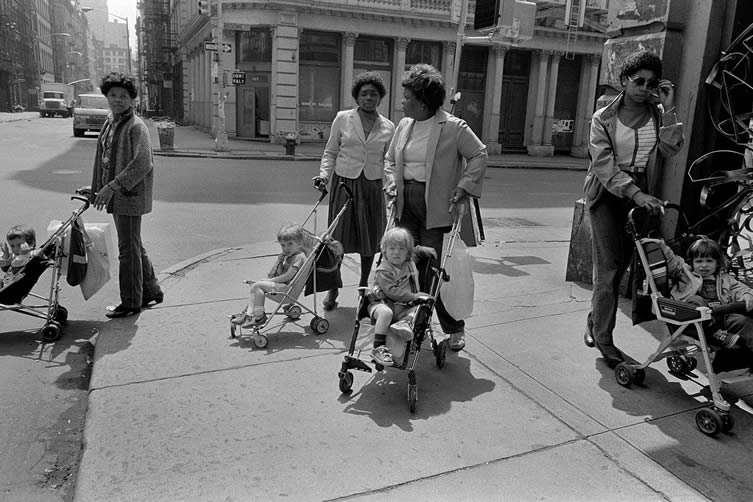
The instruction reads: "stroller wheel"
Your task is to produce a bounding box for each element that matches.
[40,322,63,343]
[720,412,735,433]
[408,370,417,413]
[229,323,237,338]
[311,317,329,335]
[435,339,447,368]
[614,363,634,387]
[667,356,689,374]
[284,304,302,320]
[695,407,722,437]
[253,333,269,349]
[52,306,68,324]
[338,371,354,394]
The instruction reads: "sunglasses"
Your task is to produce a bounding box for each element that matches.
[627,75,660,90]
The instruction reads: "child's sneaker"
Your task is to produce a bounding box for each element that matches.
[242,313,268,329]
[371,345,393,366]
[230,312,249,325]
[390,320,414,339]
[708,329,740,349]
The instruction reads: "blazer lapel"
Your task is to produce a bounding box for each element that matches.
[350,109,366,144]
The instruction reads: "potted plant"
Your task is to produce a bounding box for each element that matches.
[276,130,300,155]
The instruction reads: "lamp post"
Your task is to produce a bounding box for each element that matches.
[80,8,131,74]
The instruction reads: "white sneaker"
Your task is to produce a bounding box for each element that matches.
[449,331,466,352]
[371,346,393,366]
[390,320,414,339]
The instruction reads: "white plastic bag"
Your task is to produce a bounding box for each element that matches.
[440,231,474,320]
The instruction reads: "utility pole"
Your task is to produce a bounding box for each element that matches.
[213,0,228,151]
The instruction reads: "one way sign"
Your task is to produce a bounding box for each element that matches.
[204,42,232,53]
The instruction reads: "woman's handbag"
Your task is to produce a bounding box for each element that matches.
[440,229,475,320]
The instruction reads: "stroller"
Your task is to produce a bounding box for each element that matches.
[0,194,90,342]
[616,205,753,437]
[337,209,465,413]
[228,184,352,348]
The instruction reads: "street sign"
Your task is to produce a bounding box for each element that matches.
[232,71,246,85]
[204,41,232,53]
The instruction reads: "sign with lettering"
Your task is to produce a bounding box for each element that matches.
[204,42,232,53]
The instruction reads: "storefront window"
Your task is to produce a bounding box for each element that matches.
[299,31,341,123]
[406,41,442,70]
[238,29,271,63]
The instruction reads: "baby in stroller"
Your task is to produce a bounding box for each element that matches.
[365,227,433,366]
[643,234,753,363]
[1,225,39,288]
[231,223,307,328]
[678,237,753,359]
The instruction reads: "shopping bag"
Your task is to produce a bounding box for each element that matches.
[440,231,475,320]
[80,226,111,300]
[66,218,88,286]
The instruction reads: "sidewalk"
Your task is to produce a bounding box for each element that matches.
[147,120,589,170]
[73,202,753,501]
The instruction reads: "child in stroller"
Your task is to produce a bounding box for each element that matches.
[680,237,753,358]
[366,227,433,366]
[231,223,307,329]
[1,225,39,287]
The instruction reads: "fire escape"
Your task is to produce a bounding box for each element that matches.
[139,0,175,116]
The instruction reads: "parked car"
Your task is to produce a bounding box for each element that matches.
[72,94,109,137]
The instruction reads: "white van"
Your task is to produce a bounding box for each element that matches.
[72,94,110,137]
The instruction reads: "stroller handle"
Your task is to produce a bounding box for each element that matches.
[709,301,747,316]
[71,194,90,210]
[339,181,354,201]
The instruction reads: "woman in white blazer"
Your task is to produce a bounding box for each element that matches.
[314,71,396,310]
[384,64,487,351]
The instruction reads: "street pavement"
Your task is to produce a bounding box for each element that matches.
[72,189,753,499]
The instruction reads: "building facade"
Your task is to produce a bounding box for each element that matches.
[168,0,608,156]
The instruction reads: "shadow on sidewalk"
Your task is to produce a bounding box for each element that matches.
[339,355,495,432]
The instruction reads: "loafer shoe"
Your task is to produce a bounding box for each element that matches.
[142,292,164,308]
[449,331,466,352]
[106,304,141,318]
[584,328,595,348]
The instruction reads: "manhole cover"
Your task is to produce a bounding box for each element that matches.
[49,169,83,175]
[483,217,542,228]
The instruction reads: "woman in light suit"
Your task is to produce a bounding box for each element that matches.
[314,71,396,310]
[384,64,487,351]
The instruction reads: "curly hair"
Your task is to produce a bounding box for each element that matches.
[351,71,387,100]
[401,63,446,113]
[619,50,663,81]
[100,72,138,99]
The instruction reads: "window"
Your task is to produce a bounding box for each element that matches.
[238,28,271,63]
[299,31,340,122]
[406,41,442,70]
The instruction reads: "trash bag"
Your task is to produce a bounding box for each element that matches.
[80,226,111,300]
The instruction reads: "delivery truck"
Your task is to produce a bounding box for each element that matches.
[39,83,74,118]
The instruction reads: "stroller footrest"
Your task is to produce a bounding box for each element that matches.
[344,356,372,373]
[655,298,703,322]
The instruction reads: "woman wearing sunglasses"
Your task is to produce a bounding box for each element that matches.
[582,50,684,367]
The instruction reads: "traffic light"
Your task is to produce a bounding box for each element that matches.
[198,0,210,16]
[473,0,501,31]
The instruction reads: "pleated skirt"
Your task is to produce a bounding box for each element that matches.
[328,171,386,256]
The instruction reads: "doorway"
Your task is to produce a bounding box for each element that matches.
[237,86,256,138]
[499,76,529,151]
